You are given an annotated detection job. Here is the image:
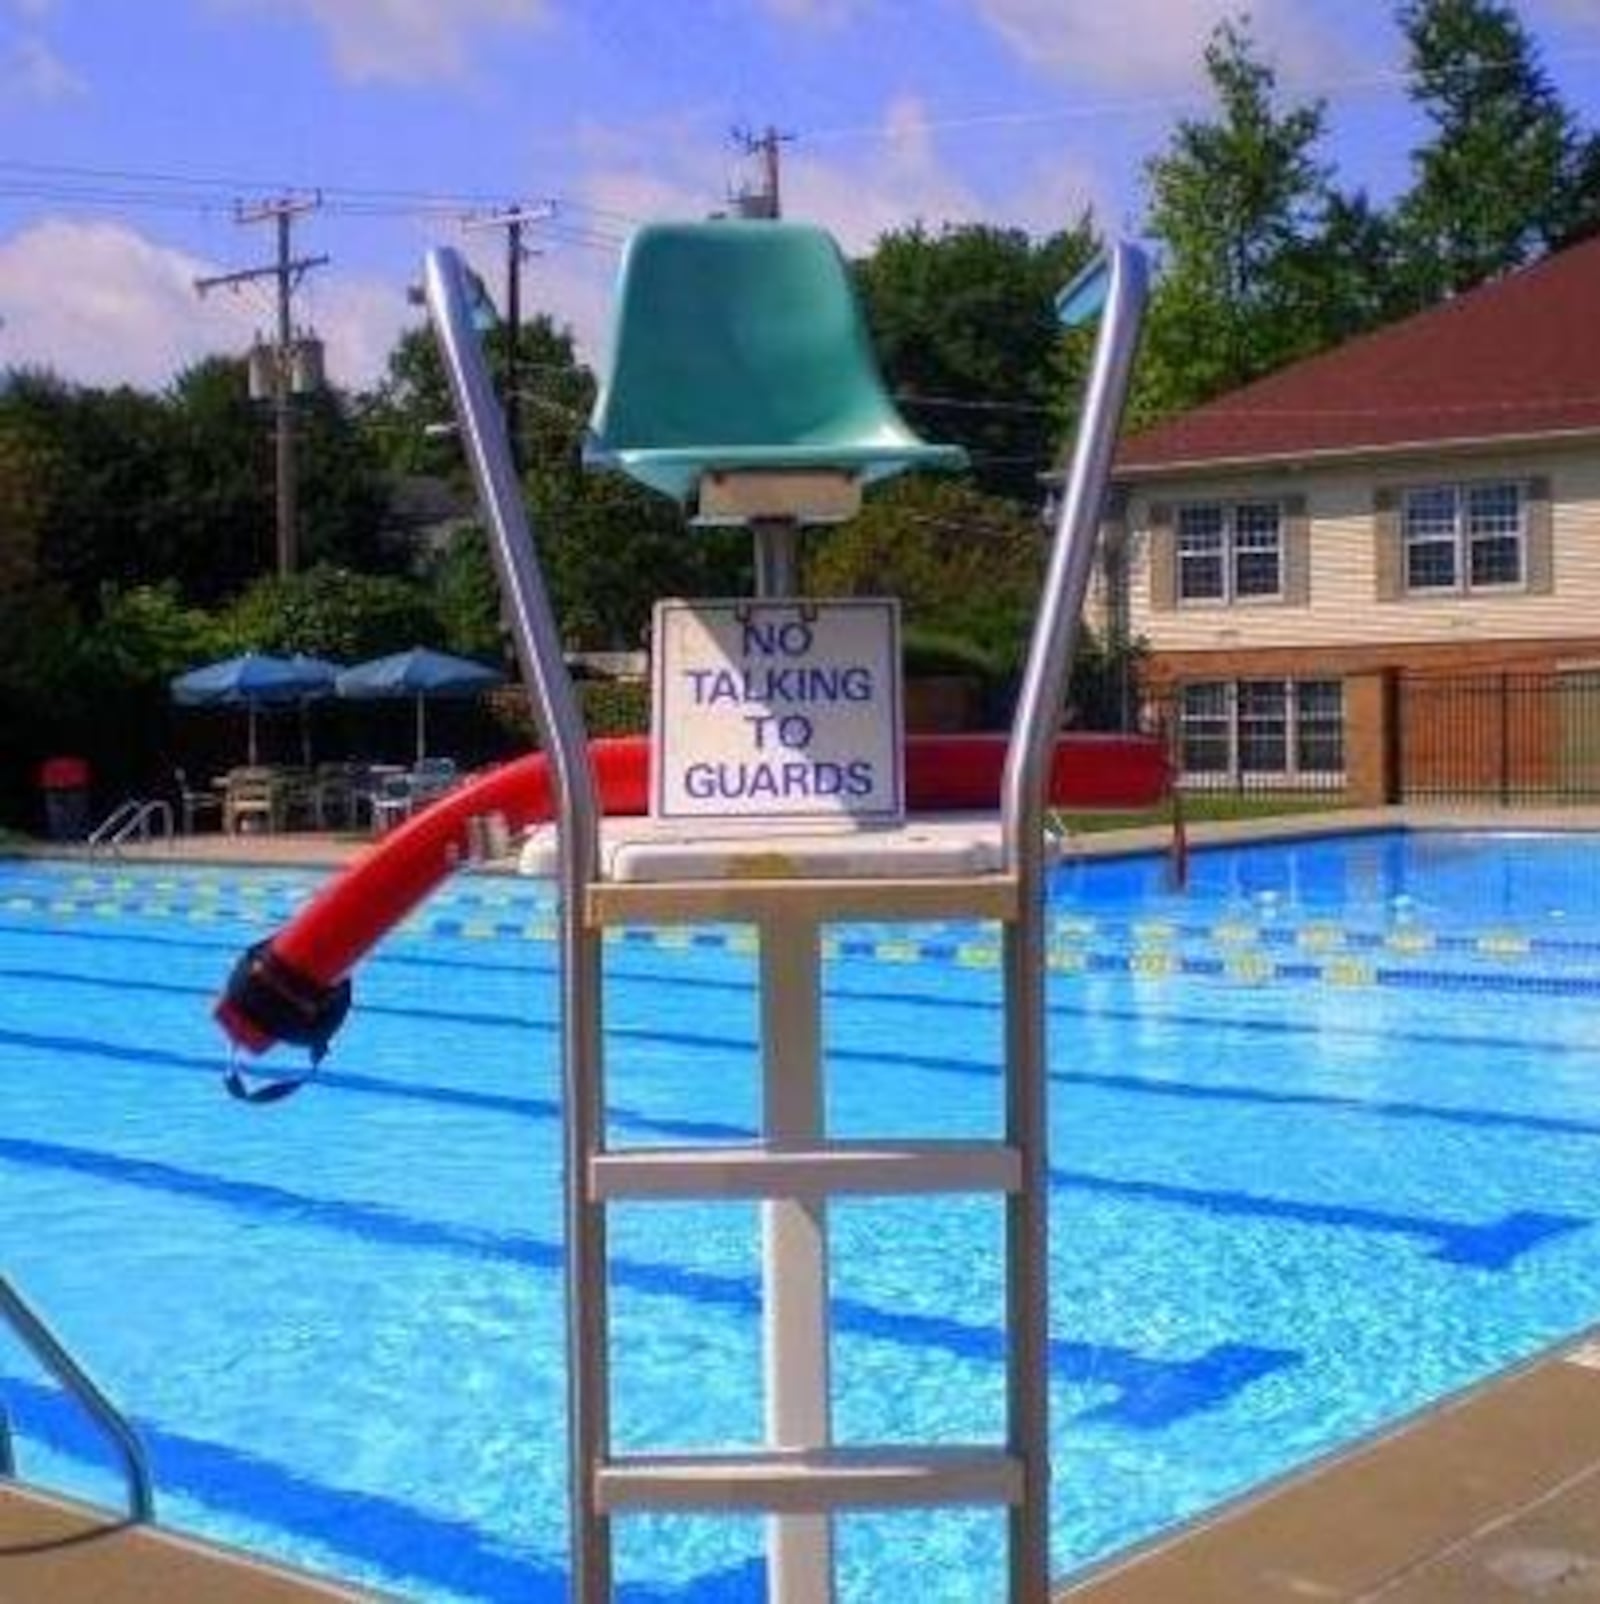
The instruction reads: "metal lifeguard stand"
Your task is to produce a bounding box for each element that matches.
[425,220,1146,1604]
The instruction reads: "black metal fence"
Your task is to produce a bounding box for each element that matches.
[1398,671,1600,804]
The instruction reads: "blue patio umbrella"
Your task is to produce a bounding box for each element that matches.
[335,646,505,761]
[171,652,337,765]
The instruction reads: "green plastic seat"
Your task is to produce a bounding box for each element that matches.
[584,220,968,504]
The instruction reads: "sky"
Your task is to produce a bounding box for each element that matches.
[3,0,1600,393]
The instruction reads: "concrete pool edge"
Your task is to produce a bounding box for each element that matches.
[0,1479,378,1601]
[1055,1322,1600,1602]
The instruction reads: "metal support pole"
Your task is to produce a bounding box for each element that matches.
[753,520,801,597]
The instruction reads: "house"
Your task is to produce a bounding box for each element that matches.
[1099,232,1600,803]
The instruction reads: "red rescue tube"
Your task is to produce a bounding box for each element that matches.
[216,731,1166,1057]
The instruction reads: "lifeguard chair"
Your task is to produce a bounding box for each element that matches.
[424,218,1147,1603]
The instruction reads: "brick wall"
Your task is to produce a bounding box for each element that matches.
[1145,641,1600,804]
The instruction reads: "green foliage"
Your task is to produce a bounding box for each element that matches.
[427,525,504,659]
[536,468,748,649]
[1134,17,1348,420]
[901,626,1004,681]
[807,477,1044,670]
[74,583,230,689]
[854,221,1098,502]
[1394,0,1587,302]
[221,563,441,661]
[363,316,595,480]
[579,678,650,737]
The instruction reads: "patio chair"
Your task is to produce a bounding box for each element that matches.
[173,768,222,835]
[368,773,415,833]
[409,757,459,807]
[222,770,283,835]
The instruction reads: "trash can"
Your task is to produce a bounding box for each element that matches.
[38,756,90,841]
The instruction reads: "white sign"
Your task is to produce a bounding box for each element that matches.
[651,598,903,822]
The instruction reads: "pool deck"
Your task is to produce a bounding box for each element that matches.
[0,1481,370,1600]
[34,799,1600,876]
[1056,1328,1600,1603]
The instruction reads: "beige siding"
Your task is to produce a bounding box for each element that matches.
[1121,447,1600,657]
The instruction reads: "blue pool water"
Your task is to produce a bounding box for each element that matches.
[4,829,1600,1599]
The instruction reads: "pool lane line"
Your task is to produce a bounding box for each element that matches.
[20,901,1600,1018]
[0,1020,1586,1271]
[16,893,1600,983]
[0,1372,764,1604]
[14,953,1600,1142]
[0,1130,1294,1429]
[14,943,1600,1091]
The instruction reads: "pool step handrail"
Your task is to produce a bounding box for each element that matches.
[425,232,1148,1604]
[0,1275,155,1523]
[88,798,175,859]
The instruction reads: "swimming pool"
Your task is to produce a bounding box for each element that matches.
[4,828,1600,1599]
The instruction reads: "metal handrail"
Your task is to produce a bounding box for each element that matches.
[0,1275,154,1521]
[87,800,143,851]
[88,799,174,860]
[424,245,611,1601]
[1001,242,1149,869]
[995,240,1148,1599]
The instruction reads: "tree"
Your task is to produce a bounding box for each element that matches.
[162,357,276,599]
[1394,0,1588,303]
[807,477,1045,670]
[221,563,441,661]
[1135,17,1343,420]
[854,222,1099,504]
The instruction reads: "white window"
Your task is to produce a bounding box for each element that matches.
[1403,481,1524,594]
[1177,679,1344,786]
[1176,501,1282,603]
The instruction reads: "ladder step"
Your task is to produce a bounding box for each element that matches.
[596,1444,1023,1514]
[590,1140,1021,1201]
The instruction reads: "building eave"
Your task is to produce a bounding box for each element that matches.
[1111,423,1600,485]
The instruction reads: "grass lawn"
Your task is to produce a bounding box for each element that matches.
[1055,792,1351,836]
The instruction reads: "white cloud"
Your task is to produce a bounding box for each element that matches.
[971,0,1347,92]
[4,31,86,100]
[0,218,408,391]
[522,94,1113,369]
[219,0,547,85]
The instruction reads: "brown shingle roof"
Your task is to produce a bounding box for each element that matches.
[1116,234,1600,477]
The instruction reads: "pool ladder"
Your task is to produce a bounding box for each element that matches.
[426,237,1147,1603]
[88,798,174,859]
[0,1275,154,1522]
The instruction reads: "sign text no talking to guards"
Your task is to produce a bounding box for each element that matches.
[652,600,903,821]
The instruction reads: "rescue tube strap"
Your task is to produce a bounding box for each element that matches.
[219,940,352,1102]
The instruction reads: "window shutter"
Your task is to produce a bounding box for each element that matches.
[1525,475,1553,594]
[1282,493,1310,605]
[1148,501,1176,612]
[1373,487,1402,602]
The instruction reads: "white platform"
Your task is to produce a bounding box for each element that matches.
[517,814,1032,884]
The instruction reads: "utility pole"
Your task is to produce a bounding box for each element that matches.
[730,125,793,219]
[196,193,328,578]
[463,203,554,471]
